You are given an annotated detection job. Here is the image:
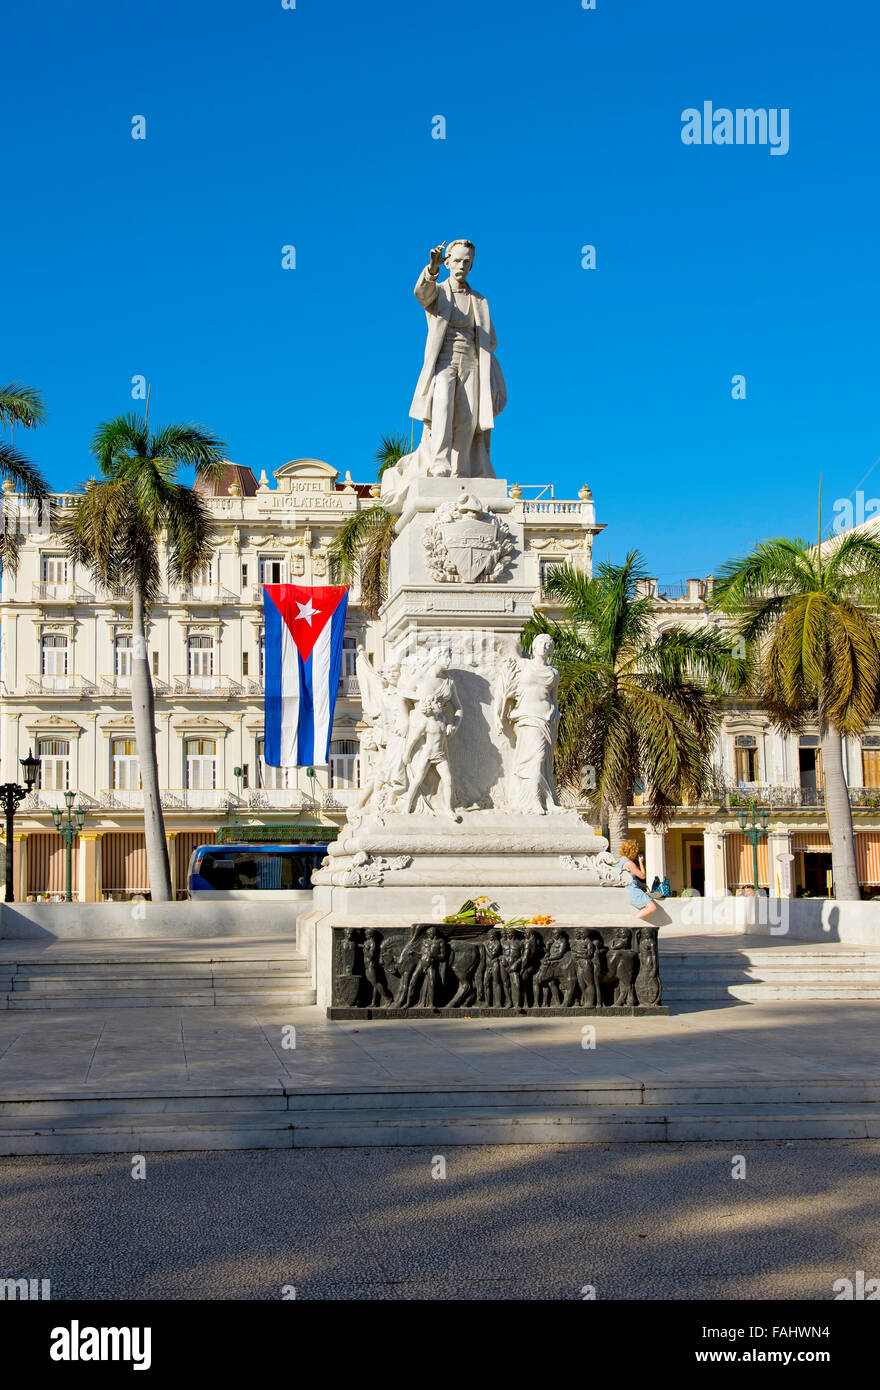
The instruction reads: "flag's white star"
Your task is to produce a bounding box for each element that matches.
[295,598,321,625]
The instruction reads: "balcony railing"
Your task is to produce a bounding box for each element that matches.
[100,674,171,696]
[848,787,880,809]
[21,791,100,812]
[172,675,243,696]
[244,788,306,810]
[100,585,168,604]
[338,675,360,697]
[322,787,361,809]
[180,584,240,604]
[101,788,144,809]
[32,581,94,603]
[160,789,235,811]
[244,677,265,695]
[26,674,98,695]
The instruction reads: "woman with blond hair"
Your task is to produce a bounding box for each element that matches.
[617,839,658,920]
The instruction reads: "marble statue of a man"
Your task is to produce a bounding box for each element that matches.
[381,240,507,511]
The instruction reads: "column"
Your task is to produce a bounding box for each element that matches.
[644,829,667,887]
[13,832,27,902]
[702,828,726,897]
[78,831,101,902]
[167,831,178,900]
[768,829,794,897]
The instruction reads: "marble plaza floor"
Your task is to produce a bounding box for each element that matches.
[0,930,879,1150]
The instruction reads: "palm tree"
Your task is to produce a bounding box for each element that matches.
[522,553,747,853]
[0,382,51,574]
[712,532,880,900]
[329,433,408,617]
[59,414,226,901]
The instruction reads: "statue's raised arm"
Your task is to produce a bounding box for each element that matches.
[380,238,507,512]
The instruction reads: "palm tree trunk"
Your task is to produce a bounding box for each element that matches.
[131,569,173,902]
[820,726,860,900]
[606,803,630,855]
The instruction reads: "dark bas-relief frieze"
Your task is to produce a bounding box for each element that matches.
[329,923,667,1017]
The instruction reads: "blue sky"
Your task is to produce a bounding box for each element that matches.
[4,0,878,581]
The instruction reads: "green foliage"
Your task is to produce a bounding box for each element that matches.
[0,382,51,576]
[59,413,227,610]
[712,532,880,735]
[328,432,409,616]
[522,551,748,826]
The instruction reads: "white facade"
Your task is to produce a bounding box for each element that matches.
[0,462,600,900]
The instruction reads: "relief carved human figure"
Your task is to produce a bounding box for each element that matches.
[400,659,463,819]
[493,634,565,815]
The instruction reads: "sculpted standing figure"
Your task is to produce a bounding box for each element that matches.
[401,659,463,819]
[381,240,507,510]
[493,634,564,815]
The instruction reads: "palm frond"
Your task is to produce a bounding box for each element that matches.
[0,382,47,429]
[0,440,51,499]
[374,433,410,479]
[164,485,216,588]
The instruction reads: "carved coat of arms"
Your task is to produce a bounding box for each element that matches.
[424,492,515,584]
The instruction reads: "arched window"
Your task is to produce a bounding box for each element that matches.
[733,734,759,783]
[329,738,360,789]
[341,636,358,678]
[38,738,70,791]
[256,736,293,790]
[41,633,68,683]
[185,739,216,790]
[115,632,132,678]
[111,738,140,790]
[188,635,214,683]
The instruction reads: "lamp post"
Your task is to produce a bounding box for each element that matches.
[0,751,39,903]
[51,791,87,903]
[737,802,770,893]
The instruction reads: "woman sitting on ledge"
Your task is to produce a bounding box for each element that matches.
[617,839,658,920]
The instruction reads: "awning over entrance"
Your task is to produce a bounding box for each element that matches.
[726,833,770,888]
[102,833,149,896]
[791,831,831,853]
[856,833,880,886]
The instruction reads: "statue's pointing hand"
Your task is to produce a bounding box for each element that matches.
[428,241,446,275]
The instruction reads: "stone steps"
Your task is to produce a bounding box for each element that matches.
[1,1082,879,1152]
[0,951,315,1009]
[661,948,880,1001]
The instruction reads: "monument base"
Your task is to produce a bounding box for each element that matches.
[328,1005,669,1019]
[318,920,664,1017]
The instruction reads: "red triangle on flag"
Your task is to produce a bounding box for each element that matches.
[264,585,348,662]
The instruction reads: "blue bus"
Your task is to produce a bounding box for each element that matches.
[186,842,329,901]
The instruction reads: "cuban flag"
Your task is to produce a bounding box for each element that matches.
[263,584,349,767]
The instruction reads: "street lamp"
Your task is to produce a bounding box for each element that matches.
[51,790,87,904]
[0,751,39,903]
[736,802,770,894]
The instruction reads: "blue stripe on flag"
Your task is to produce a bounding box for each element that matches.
[263,588,284,766]
[298,649,315,766]
[321,594,349,762]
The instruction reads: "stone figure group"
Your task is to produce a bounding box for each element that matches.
[355,647,463,819]
[353,634,566,821]
[332,924,663,1012]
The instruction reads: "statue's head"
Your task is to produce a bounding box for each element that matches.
[445,239,475,284]
[532,633,554,663]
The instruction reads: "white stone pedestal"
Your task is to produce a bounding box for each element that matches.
[302,476,635,1010]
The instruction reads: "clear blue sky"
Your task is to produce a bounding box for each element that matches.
[4,0,878,581]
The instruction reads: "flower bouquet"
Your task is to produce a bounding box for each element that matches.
[442,897,555,931]
[443,896,502,926]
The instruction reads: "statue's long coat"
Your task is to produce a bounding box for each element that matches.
[409,269,507,432]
